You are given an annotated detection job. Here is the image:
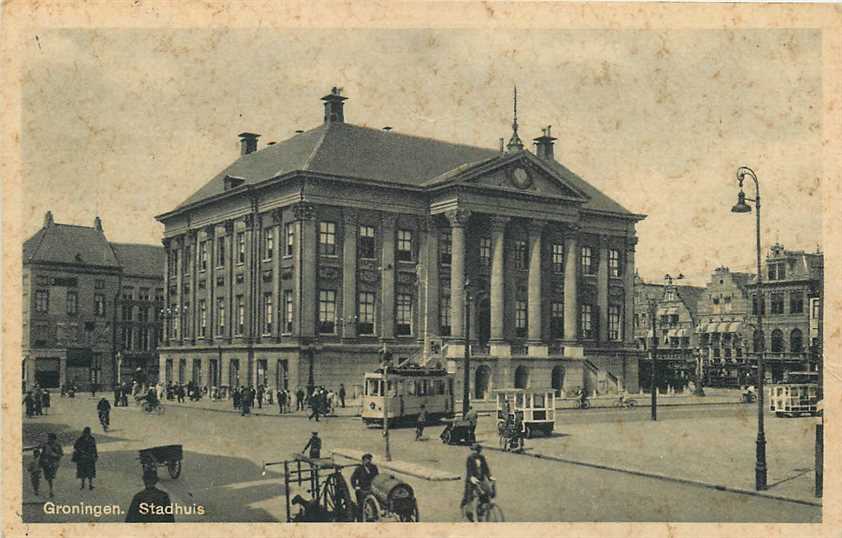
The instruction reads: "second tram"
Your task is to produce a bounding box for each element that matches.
[361,366,455,426]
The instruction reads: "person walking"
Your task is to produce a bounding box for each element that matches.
[339,384,346,408]
[91,382,97,398]
[308,393,320,422]
[125,469,175,523]
[28,448,42,496]
[416,404,428,441]
[241,387,251,416]
[277,388,285,414]
[34,387,44,416]
[97,397,111,431]
[296,387,305,411]
[303,432,322,459]
[72,427,98,490]
[23,391,35,418]
[38,432,64,498]
[41,389,51,416]
[113,385,121,407]
[257,385,264,409]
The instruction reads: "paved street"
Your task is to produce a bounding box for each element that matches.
[21,395,820,523]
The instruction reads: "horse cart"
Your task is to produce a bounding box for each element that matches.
[138,444,183,479]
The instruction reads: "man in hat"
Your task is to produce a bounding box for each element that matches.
[461,443,494,522]
[303,432,322,459]
[350,453,379,519]
[125,468,175,523]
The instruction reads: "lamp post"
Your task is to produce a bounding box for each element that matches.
[730,165,767,491]
[647,296,658,421]
[462,276,473,418]
[380,344,392,461]
[306,341,316,398]
[693,347,706,397]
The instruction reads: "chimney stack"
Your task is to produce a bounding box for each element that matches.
[499,138,505,153]
[321,86,348,123]
[44,210,54,228]
[533,125,557,160]
[94,216,103,231]
[238,132,260,155]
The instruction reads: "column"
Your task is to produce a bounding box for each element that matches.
[563,224,580,343]
[597,234,609,343]
[380,214,397,341]
[489,216,510,356]
[244,215,255,340]
[175,236,184,345]
[162,238,171,346]
[447,209,470,340]
[224,220,234,342]
[342,211,358,341]
[191,230,199,344]
[205,225,215,344]
[293,203,317,339]
[624,237,638,346]
[527,220,548,356]
[271,209,282,341]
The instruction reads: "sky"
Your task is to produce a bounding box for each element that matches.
[21,28,823,285]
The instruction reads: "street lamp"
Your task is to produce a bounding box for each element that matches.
[380,344,393,462]
[730,165,767,491]
[646,296,659,421]
[462,276,473,418]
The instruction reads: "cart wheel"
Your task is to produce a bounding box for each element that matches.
[362,495,381,522]
[322,472,354,521]
[398,500,420,522]
[167,460,182,479]
[442,429,452,445]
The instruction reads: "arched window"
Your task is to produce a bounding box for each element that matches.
[753,330,764,353]
[790,329,803,353]
[514,366,529,389]
[551,366,566,396]
[771,329,784,353]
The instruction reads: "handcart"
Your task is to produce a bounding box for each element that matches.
[439,417,476,445]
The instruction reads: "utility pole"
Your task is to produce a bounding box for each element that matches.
[381,345,392,462]
[462,277,472,418]
[649,297,658,421]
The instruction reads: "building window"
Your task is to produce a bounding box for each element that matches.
[551,302,564,338]
[264,230,273,260]
[552,243,564,273]
[35,290,49,313]
[122,287,134,301]
[608,304,622,341]
[790,292,804,314]
[263,294,273,334]
[752,295,766,315]
[236,295,245,335]
[581,246,593,275]
[580,304,594,338]
[771,293,784,315]
[609,249,621,277]
[94,294,106,317]
[217,236,226,267]
[237,232,246,264]
[515,300,527,337]
[169,250,178,277]
[440,230,452,265]
[200,241,208,271]
[724,295,732,313]
[771,329,784,353]
[217,298,225,335]
[94,279,105,289]
[155,288,163,302]
[790,329,803,353]
[66,290,78,315]
[440,296,451,336]
[284,290,294,333]
[319,221,337,256]
[285,223,294,256]
[199,300,207,337]
[479,237,491,266]
[122,305,133,321]
[183,245,192,274]
[396,294,413,336]
[139,287,150,301]
[397,230,414,262]
[358,292,375,335]
[181,303,190,338]
[319,290,336,334]
[514,240,527,270]
[359,225,375,259]
[768,262,786,281]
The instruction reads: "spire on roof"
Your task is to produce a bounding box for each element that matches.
[506,85,524,152]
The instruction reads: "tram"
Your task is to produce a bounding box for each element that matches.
[361,365,455,426]
[769,371,819,417]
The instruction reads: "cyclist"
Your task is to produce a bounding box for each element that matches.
[461,443,494,521]
[96,397,111,431]
[144,386,160,413]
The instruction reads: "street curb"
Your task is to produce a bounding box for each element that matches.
[159,404,361,419]
[482,445,822,508]
[333,449,461,482]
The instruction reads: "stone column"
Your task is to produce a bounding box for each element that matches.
[447,209,471,340]
[624,237,638,345]
[379,214,397,341]
[190,230,199,344]
[563,225,580,343]
[293,203,317,339]
[271,209,282,341]
[175,236,183,345]
[205,225,216,344]
[527,220,548,356]
[342,211,358,341]
[489,216,510,356]
[224,220,234,342]
[598,234,610,343]
[244,214,255,340]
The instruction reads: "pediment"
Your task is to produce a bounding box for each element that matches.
[462,154,587,201]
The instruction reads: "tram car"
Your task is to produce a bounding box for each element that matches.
[361,365,455,426]
[769,371,819,417]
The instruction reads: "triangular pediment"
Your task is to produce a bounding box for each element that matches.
[440,152,589,201]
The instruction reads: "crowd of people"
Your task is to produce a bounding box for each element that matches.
[22,385,51,417]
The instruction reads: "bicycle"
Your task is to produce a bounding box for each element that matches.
[612,397,637,409]
[464,478,504,522]
[142,400,165,415]
[98,411,110,432]
[576,396,591,409]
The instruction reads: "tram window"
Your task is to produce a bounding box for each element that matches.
[418,380,428,396]
[435,380,445,395]
[516,393,524,407]
[397,380,405,395]
[534,394,545,408]
[366,378,380,396]
[387,380,397,397]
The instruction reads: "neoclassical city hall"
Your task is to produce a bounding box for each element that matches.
[156,88,645,399]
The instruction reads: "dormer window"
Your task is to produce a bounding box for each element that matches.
[224,176,246,191]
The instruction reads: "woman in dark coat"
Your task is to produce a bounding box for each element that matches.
[73,427,98,490]
[39,432,64,497]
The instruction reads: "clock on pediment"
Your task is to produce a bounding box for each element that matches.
[507,165,533,190]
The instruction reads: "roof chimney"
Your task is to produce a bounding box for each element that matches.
[382,126,392,131]
[238,132,260,155]
[533,125,557,160]
[44,210,54,228]
[94,216,103,231]
[321,86,347,123]
[499,138,505,153]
